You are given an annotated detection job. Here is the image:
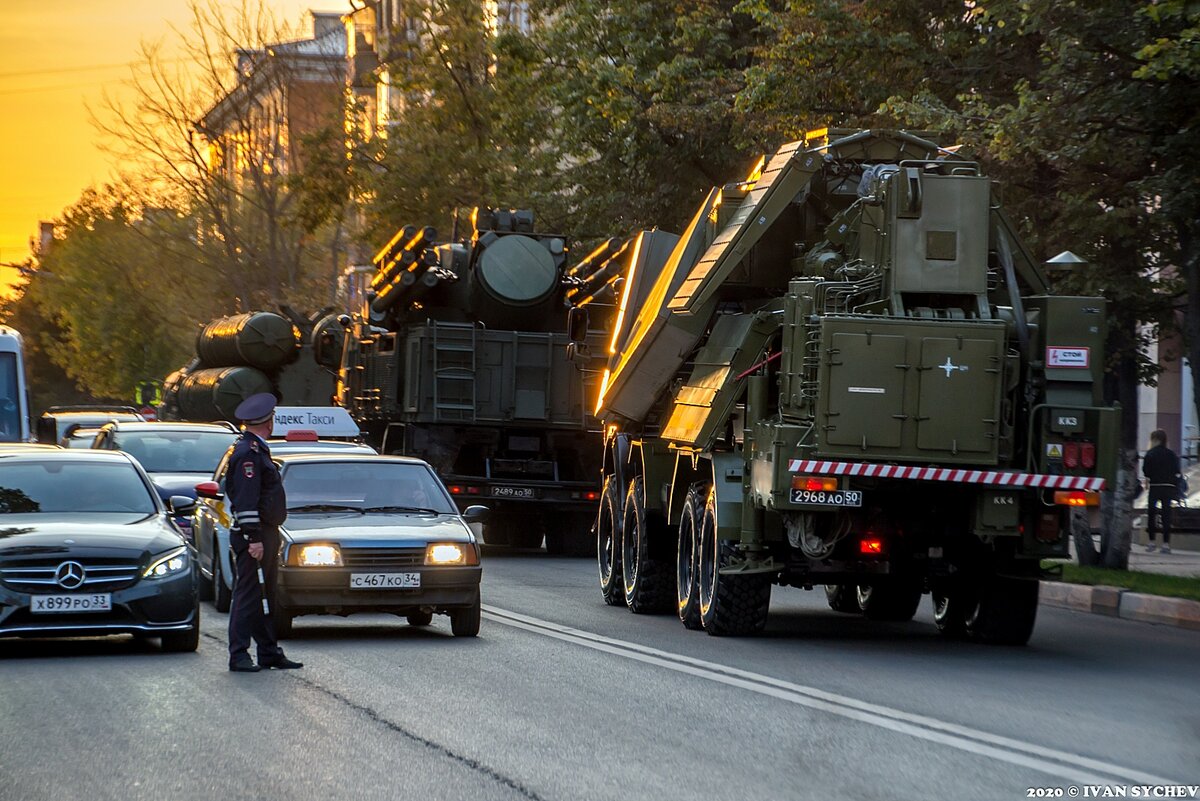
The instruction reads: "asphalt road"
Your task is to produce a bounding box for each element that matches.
[2,551,1197,801]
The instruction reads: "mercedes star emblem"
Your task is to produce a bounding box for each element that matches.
[55,561,86,590]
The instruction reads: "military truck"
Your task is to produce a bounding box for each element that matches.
[339,208,607,553]
[160,308,341,422]
[566,129,1117,644]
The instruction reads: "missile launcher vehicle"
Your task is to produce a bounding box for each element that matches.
[566,129,1117,643]
[339,208,607,553]
[160,308,341,422]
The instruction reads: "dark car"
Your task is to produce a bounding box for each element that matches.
[36,405,144,444]
[0,450,200,651]
[91,421,238,542]
[193,453,484,637]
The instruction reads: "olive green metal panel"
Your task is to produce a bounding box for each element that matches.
[813,316,1006,464]
[820,333,907,448]
[668,142,822,315]
[891,174,990,296]
[660,313,775,448]
[915,336,1003,454]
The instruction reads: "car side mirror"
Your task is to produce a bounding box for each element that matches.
[195,481,223,500]
[168,495,196,516]
[462,505,489,524]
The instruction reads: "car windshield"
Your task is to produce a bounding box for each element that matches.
[283,461,455,514]
[0,460,157,514]
[114,430,237,473]
[0,353,21,442]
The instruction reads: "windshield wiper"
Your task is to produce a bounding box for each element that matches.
[287,503,364,513]
[361,505,442,515]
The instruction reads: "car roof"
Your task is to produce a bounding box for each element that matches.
[104,421,238,433]
[0,449,137,463]
[274,452,429,467]
[0,443,61,450]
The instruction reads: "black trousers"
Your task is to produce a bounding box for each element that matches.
[228,527,283,665]
[1147,486,1174,545]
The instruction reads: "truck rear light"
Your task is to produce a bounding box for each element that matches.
[1053,490,1099,507]
[448,485,463,495]
[859,537,884,555]
[791,475,838,492]
[1063,442,1080,469]
[1080,442,1095,469]
[584,491,599,501]
[466,486,480,495]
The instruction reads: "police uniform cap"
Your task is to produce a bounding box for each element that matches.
[235,393,277,425]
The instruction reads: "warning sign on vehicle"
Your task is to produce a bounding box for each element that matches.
[1046,443,1064,459]
[1047,347,1090,368]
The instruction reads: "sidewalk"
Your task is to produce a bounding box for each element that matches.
[1041,543,1200,631]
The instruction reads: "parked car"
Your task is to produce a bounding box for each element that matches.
[59,425,103,449]
[0,449,200,650]
[36,405,143,444]
[91,421,239,543]
[192,452,484,636]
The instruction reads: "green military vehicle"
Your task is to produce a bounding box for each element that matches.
[566,129,1117,644]
[339,208,607,553]
[160,308,341,422]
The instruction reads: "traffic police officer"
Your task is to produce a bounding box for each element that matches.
[226,393,302,672]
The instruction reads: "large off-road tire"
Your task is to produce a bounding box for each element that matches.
[160,602,200,653]
[965,574,1039,645]
[212,541,232,613]
[698,489,771,636]
[824,584,863,614]
[451,591,481,637]
[597,476,625,606]
[857,582,923,622]
[676,487,705,630]
[621,477,675,614]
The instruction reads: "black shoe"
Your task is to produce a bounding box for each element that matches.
[229,659,261,673]
[261,655,303,670]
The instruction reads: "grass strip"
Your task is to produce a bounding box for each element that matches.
[1045,562,1200,603]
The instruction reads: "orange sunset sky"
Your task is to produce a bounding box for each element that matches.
[0,0,352,293]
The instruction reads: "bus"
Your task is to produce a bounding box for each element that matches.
[0,326,31,441]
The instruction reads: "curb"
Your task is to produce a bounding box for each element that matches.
[1039,581,1200,630]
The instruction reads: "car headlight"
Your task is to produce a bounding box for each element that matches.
[298,544,342,566]
[143,546,189,579]
[425,542,476,566]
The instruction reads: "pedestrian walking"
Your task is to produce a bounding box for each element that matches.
[226,392,303,672]
[1142,429,1182,555]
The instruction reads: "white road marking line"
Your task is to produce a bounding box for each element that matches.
[483,605,1180,787]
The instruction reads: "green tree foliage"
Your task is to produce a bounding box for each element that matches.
[30,189,215,400]
[0,278,92,412]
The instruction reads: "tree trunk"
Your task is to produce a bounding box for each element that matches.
[1101,448,1138,570]
[1096,311,1140,569]
[1071,508,1099,566]
[1181,222,1200,453]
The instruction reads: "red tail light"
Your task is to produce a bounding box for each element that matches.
[1063,442,1080,469]
[584,491,599,501]
[448,485,463,495]
[1080,442,1095,469]
[859,537,884,555]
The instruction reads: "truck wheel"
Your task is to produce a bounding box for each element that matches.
[698,489,770,636]
[621,477,674,614]
[597,476,625,606]
[932,587,972,638]
[856,583,922,622]
[824,584,862,614]
[212,541,232,613]
[676,487,705,629]
[965,575,1039,645]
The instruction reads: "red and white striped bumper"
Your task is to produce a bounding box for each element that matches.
[787,459,1106,492]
